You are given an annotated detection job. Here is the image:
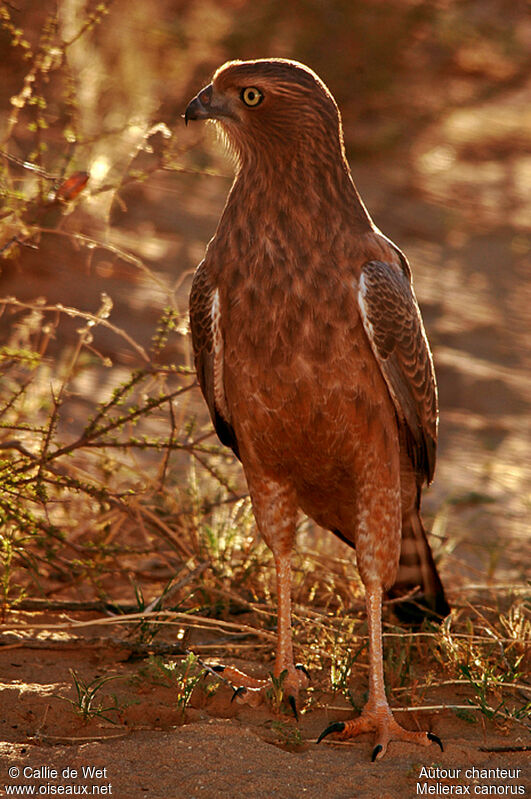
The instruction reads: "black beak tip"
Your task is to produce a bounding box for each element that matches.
[183,102,196,126]
[183,84,213,126]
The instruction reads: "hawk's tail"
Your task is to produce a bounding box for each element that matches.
[388,510,450,626]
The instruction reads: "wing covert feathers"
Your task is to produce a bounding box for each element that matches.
[358,260,438,484]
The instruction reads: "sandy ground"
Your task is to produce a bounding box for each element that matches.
[0,612,529,798]
[1,723,529,799]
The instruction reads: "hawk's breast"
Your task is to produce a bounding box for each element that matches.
[217,248,396,482]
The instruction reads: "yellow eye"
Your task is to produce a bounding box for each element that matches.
[241,87,263,107]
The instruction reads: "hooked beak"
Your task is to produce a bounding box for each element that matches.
[183,83,214,125]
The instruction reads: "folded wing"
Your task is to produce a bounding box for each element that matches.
[189,262,240,459]
[358,259,438,484]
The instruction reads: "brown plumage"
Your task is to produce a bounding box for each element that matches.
[185,58,449,760]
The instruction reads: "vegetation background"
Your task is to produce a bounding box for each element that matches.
[0,1,529,796]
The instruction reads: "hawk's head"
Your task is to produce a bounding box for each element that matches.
[184,58,346,169]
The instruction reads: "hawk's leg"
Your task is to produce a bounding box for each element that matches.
[318,584,442,760]
[210,479,309,715]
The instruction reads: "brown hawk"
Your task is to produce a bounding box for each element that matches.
[185,58,449,760]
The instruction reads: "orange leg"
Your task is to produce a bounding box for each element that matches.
[318,584,443,760]
[210,479,309,715]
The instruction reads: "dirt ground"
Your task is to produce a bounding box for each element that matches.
[1,4,531,797]
[1,605,529,799]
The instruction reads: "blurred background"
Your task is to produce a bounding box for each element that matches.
[0,0,530,602]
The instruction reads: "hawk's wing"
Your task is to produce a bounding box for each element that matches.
[189,261,240,459]
[358,259,438,484]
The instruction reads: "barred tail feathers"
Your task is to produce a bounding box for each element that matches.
[389,510,450,625]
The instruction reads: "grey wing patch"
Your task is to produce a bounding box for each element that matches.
[358,259,438,483]
[189,262,240,459]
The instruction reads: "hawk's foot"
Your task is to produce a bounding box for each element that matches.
[317,703,443,761]
[210,663,309,718]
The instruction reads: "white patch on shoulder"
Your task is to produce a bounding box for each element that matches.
[357,274,382,364]
[357,273,375,344]
[211,288,230,422]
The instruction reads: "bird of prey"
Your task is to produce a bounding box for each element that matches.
[185,58,449,761]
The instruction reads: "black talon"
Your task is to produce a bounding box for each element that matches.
[288,695,298,721]
[317,721,345,744]
[427,732,444,752]
[295,663,310,680]
[231,686,247,703]
[371,744,383,762]
[211,664,226,673]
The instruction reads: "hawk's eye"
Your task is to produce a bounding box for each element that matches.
[241,87,263,107]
